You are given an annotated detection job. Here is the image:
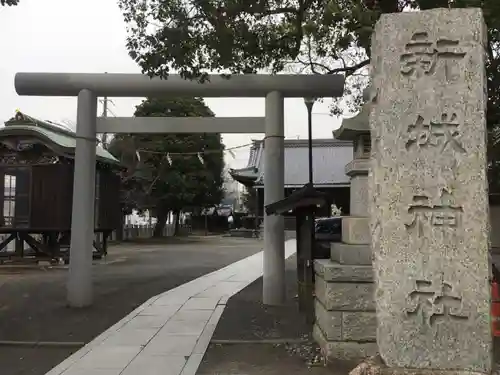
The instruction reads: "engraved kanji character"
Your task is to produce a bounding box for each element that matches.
[405,113,465,153]
[429,113,465,154]
[400,32,468,80]
[406,276,468,327]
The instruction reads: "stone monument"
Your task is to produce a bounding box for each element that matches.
[360,7,491,375]
[313,89,377,360]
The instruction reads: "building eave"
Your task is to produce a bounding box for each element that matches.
[229,167,259,186]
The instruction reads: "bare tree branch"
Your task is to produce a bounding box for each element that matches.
[327,59,370,77]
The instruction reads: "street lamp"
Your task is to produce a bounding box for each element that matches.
[302,97,317,324]
[303,97,316,185]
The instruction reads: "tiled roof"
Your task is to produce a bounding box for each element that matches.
[2,111,120,165]
[233,138,353,187]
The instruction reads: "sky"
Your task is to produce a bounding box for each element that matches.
[0,0,343,169]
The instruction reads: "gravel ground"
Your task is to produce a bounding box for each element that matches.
[198,255,358,375]
[0,236,263,375]
[211,255,309,342]
[198,343,356,375]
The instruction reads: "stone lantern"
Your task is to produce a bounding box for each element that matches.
[313,88,377,361]
[333,87,371,219]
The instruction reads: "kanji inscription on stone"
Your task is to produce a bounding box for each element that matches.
[406,278,468,327]
[405,193,462,237]
[400,31,469,80]
[405,112,465,153]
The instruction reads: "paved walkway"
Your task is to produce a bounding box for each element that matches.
[45,239,297,375]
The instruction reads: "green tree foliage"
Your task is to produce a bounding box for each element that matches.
[1,0,19,5]
[119,0,500,192]
[108,97,225,236]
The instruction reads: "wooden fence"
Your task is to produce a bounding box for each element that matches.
[110,224,177,241]
[0,223,193,252]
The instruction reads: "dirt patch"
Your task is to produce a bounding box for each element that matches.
[0,346,79,375]
[200,255,351,374]
[197,343,356,375]
[212,255,310,341]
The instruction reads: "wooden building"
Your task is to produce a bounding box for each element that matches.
[0,111,122,262]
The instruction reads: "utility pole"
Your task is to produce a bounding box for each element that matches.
[302,97,316,323]
[100,72,110,149]
[99,96,110,149]
[303,97,316,185]
[102,96,108,117]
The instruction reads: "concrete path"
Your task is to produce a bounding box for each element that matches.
[45,239,297,375]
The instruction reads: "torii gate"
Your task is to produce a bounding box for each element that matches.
[14,73,345,308]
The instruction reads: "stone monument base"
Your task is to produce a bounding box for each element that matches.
[349,356,490,375]
[313,256,377,361]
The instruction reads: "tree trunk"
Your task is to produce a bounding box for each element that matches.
[173,210,180,236]
[153,209,169,237]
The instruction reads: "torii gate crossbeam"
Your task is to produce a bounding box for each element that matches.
[14,72,345,308]
[96,117,266,133]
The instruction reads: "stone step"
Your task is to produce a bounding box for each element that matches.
[330,243,372,265]
[341,217,370,245]
[312,324,378,361]
[315,299,376,342]
[315,276,375,311]
[314,259,373,282]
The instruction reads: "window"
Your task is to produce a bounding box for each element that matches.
[3,174,15,227]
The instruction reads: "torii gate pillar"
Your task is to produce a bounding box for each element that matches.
[67,89,98,307]
[263,91,285,305]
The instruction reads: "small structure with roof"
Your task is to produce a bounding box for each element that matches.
[0,111,122,262]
